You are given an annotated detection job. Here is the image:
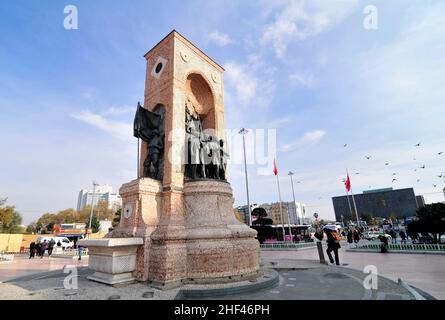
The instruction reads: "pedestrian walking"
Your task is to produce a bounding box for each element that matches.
[347,228,353,248]
[35,242,41,257]
[29,242,36,259]
[324,226,341,266]
[399,230,407,244]
[40,240,47,258]
[47,239,55,256]
[379,235,389,253]
[353,229,360,246]
[77,244,83,261]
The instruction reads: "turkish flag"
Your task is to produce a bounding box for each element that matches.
[345,174,351,192]
[273,159,278,176]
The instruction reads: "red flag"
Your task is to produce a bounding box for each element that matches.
[345,174,351,192]
[273,159,278,176]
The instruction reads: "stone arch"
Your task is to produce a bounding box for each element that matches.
[184,71,216,131]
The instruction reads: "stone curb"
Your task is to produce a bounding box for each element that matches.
[175,269,279,299]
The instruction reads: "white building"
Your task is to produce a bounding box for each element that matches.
[77,184,122,211]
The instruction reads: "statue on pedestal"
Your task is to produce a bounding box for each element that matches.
[133,102,165,181]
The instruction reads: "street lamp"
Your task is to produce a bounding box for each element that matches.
[239,128,252,226]
[288,171,300,225]
[88,181,99,236]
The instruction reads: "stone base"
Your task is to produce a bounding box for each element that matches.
[147,180,261,288]
[78,238,143,286]
[88,272,135,286]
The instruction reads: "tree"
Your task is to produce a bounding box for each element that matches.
[251,208,276,243]
[0,205,24,234]
[408,203,445,243]
[95,200,115,221]
[112,208,121,228]
[86,215,101,233]
[359,212,373,225]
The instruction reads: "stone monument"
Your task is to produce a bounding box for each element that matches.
[80,30,260,288]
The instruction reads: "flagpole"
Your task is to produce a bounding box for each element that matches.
[276,174,287,242]
[346,190,353,219]
[346,169,360,228]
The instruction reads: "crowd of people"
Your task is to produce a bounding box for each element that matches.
[28,239,61,259]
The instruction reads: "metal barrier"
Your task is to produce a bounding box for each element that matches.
[51,248,89,257]
[0,252,15,261]
[260,242,318,250]
[353,242,445,252]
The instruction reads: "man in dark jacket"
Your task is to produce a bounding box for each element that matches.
[324,227,341,265]
[29,242,36,259]
[47,239,55,256]
[399,230,407,244]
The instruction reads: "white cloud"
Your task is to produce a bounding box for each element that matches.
[224,54,276,111]
[301,129,326,142]
[261,0,358,58]
[102,106,135,116]
[208,31,233,46]
[72,110,132,142]
[279,129,326,152]
[289,72,315,88]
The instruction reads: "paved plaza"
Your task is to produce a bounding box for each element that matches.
[0,245,442,300]
[262,244,445,300]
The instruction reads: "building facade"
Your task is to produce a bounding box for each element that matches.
[258,201,306,225]
[76,184,122,211]
[332,187,418,222]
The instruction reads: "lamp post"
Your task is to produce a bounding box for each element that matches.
[88,181,99,236]
[288,171,299,225]
[239,128,252,226]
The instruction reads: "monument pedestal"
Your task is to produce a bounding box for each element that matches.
[113,178,163,281]
[77,238,143,286]
[148,180,261,288]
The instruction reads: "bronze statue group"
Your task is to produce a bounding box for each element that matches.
[184,101,228,181]
[135,100,228,182]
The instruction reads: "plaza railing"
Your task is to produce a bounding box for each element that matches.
[352,242,445,253]
[51,248,89,257]
[260,242,318,250]
[0,251,15,261]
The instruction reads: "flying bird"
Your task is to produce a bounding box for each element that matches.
[420,165,426,169]
[365,156,372,160]
[433,184,437,188]
[438,174,443,178]
[343,144,348,148]
[438,152,444,155]
[392,179,398,183]
[415,143,421,147]
[392,173,397,176]
[355,172,360,175]
[385,162,390,166]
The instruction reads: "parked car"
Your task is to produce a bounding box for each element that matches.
[365,231,392,241]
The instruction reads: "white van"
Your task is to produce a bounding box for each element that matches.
[36,236,74,249]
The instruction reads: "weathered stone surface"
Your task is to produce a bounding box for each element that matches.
[79,238,143,285]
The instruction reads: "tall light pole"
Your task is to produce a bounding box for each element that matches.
[288,171,299,225]
[88,181,99,236]
[239,128,252,226]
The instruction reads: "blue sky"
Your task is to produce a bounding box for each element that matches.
[1,0,444,224]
